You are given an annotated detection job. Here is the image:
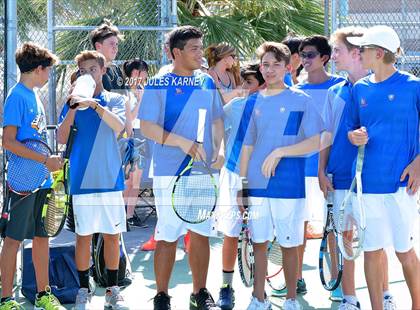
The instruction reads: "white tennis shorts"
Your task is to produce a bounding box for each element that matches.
[153,176,218,242]
[352,187,419,253]
[216,168,243,238]
[72,191,126,236]
[248,196,306,248]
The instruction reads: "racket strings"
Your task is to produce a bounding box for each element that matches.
[7,140,51,193]
[239,235,253,286]
[173,174,217,222]
[267,242,282,266]
[45,183,67,235]
[341,214,360,258]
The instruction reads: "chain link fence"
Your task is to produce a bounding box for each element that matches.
[331,0,420,76]
[4,0,174,124]
[2,0,175,204]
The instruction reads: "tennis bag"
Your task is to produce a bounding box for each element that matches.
[22,244,79,304]
[91,233,132,288]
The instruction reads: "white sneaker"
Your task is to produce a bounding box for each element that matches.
[246,296,272,310]
[73,288,92,310]
[384,295,396,310]
[338,299,361,310]
[104,286,129,310]
[283,299,301,310]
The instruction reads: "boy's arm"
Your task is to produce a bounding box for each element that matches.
[211,117,225,169]
[57,108,76,144]
[239,145,253,178]
[3,126,63,171]
[141,120,206,160]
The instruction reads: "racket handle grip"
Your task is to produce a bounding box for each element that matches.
[241,178,249,209]
[64,125,77,159]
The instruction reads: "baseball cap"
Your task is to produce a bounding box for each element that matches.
[347,25,400,53]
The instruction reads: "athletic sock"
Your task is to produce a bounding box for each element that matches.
[222,270,234,287]
[344,295,358,306]
[78,268,90,292]
[106,269,119,289]
[36,291,48,299]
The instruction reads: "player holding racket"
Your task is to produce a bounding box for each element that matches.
[319,27,395,309]
[0,42,65,310]
[346,26,420,310]
[57,50,128,309]
[239,42,323,310]
[216,64,265,310]
[138,26,224,310]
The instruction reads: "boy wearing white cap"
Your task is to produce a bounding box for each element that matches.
[346,25,420,310]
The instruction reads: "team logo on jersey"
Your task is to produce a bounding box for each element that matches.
[175,88,183,95]
[388,94,395,102]
[280,107,286,113]
[360,98,368,108]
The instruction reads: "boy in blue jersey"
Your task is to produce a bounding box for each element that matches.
[346,25,420,310]
[281,35,304,86]
[319,27,395,309]
[138,26,225,310]
[57,50,128,309]
[288,35,345,297]
[239,42,323,310]
[216,64,265,310]
[1,42,65,310]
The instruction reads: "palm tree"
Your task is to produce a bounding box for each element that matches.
[178,0,324,56]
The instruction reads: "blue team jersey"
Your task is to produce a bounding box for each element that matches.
[59,91,126,195]
[138,72,224,176]
[347,71,420,193]
[284,72,293,87]
[323,79,358,189]
[3,83,52,188]
[244,88,324,198]
[224,95,258,174]
[295,75,345,176]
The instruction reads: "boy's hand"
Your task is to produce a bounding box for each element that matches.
[45,155,64,172]
[262,149,282,178]
[400,156,420,195]
[318,172,334,199]
[211,153,224,170]
[348,127,368,146]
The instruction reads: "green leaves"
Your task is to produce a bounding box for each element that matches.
[179,0,325,57]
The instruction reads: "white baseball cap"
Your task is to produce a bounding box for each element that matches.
[347,25,400,53]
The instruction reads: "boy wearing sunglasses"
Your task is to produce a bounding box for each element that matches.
[346,25,420,310]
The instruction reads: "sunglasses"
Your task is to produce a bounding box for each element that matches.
[299,51,320,59]
[359,45,377,53]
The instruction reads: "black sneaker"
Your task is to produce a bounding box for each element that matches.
[153,291,171,310]
[190,288,221,310]
[216,284,235,310]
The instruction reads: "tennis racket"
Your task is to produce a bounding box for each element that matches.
[0,139,52,227]
[266,238,285,291]
[319,179,343,291]
[172,109,218,224]
[237,178,254,287]
[40,125,77,237]
[337,145,366,260]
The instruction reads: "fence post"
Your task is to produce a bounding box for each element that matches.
[5,0,17,94]
[324,0,330,37]
[47,0,57,125]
